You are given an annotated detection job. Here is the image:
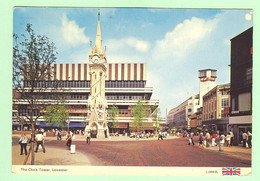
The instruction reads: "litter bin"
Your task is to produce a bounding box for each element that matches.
[71,145,76,154]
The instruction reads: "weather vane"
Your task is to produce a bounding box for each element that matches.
[98,8,100,21]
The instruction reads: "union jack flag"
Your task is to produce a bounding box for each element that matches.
[222,167,241,176]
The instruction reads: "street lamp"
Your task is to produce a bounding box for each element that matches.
[66,119,70,131]
[19,117,25,137]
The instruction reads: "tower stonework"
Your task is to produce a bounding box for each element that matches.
[85,11,108,138]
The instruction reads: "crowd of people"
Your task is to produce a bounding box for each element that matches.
[180,130,252,148]
[18,127,252,157]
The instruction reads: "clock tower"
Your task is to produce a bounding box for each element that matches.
[86,10,108,138]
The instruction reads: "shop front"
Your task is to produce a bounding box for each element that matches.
[202,119,229,134]
[129,122,154,133]
[229,115,252,146]
[110,122,129,134]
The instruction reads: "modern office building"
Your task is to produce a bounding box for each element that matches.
[189,107,203,132]
[167,69,217,131]
[12,12,159,137]
[202,83,230,134]
[166,94,199,130]
[229,27,253,145]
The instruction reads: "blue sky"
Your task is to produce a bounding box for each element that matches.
[13,7,253,117]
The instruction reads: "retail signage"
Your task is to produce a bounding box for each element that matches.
[224,107,230,114]
[200,77,215,82]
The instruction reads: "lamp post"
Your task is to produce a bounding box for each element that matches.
[19,117,25,137]
[66,119,70,131]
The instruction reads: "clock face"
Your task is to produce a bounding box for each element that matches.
[93,55,98,63]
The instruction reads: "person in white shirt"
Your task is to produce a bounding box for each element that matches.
[219,133,225,151]
[242,131,248,148]
[229,130,234,146]
[35,132,46,153]
[19,133,28,155]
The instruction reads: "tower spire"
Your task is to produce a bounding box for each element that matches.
[95,9,102,51]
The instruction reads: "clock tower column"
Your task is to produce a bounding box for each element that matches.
[85,10,108,138]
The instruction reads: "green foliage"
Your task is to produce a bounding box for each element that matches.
[44,103,69,128]
[151,107,162,134]
[13,24,57,90]
[13,24,58,165]
[13,24,58,119]
[107,105,119,129]
[132,100,148,131]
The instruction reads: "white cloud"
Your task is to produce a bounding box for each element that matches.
[153,17,217,61]
[106,37,150,52]
[61,14,89,46]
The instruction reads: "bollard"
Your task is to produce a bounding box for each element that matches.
[71,145,76,154]
[219,143,223,151]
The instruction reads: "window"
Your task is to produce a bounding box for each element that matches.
[246,67,252,84]
[211,70,217,77]
[199,71,206,77]
[246,67,252,80]
[188,108,192,116]
[222,96,229,108]
[238,92,251,112]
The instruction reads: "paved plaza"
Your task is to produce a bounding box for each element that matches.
[12,135,251,167]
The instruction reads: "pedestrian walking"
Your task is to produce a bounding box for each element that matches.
[205,131,211,147]
[57,130,61,140]
[229,130,234,146]
[211,132,217,146]
[19,133,28,155]
[136,131,140,140]
[247,131,252,148]
[66,131,72,148]
[158,130,163,140]
[86,131,91,145]
[188,132,194,145]
[35,132,46,153]
[242,131,248,147]
[226,133,231,147]
[219,133,225,151]
[198,132,203,146]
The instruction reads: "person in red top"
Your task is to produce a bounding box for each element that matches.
[211,132,217,146]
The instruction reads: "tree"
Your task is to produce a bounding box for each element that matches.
[151,107,162,135]
[132,99,148,132]
[107,105,119,133]
[44,101,69,128]
[13,24,58,165]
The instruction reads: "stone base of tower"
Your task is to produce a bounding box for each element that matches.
[97,130,105,139]
[85,126,108,139]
